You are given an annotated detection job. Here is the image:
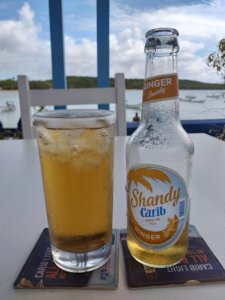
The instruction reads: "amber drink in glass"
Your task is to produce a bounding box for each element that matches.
[34,109,115,273]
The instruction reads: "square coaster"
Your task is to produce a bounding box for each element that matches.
[120,225,225,289]
[14,229,119,289]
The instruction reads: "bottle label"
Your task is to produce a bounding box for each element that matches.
[127,164,188,250]
[143,73,179,103]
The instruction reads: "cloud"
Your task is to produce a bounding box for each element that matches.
[110,28,145,79]
[109,1,225,82]
[0,2,97,80]
[65,36,97,76]
[0,2,51,79]
[0,1,224,83]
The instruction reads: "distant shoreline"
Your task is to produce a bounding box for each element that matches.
[0,77,225,90]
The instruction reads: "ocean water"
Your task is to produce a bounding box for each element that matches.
[0,89,225,128]
[125,89,225,121]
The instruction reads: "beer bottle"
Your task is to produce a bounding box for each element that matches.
[126,28,194,267]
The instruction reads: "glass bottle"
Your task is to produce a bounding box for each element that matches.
[126,28,194,267]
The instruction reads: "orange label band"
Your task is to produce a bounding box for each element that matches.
[143,74,178,103]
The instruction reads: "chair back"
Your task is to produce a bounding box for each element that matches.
[17,73,126,138]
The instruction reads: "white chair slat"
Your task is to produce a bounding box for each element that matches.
[17,73,126,138]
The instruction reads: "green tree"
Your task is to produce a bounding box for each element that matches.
[207,39,225,82]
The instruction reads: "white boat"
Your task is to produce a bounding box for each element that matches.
[194,99,205,103]
[126,103,141,110]
[0,101,16,112]
[186,95,196,100]
[206,94,221,99]
[180,96,205,103]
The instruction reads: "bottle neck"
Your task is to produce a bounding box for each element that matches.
[141,98,179,125]
[141,51,179,125]
[145,51,178,78]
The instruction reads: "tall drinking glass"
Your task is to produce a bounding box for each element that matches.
[33,109,115,273]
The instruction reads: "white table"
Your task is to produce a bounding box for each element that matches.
[1,134,225,299]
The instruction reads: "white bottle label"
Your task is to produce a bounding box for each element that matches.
[127,164,188,250]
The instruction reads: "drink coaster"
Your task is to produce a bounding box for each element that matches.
[120,225,225,289]
[14,229,119,289]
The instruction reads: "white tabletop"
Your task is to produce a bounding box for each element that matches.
[1,133,225,299]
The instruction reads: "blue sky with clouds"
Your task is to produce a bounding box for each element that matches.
[0,0,224,82]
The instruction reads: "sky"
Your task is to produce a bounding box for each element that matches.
[0,0,225,83]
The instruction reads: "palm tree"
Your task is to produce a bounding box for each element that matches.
[128,167,171,192]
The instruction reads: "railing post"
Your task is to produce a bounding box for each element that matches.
[49,0,66,109]
[97,0,110,110]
